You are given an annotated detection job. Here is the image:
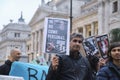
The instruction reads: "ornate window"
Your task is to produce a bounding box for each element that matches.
[112,1,118,13]
[14,33,20,37]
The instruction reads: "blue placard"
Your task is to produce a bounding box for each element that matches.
[9,61,49,80]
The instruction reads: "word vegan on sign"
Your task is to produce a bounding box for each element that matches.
[43,17,70,55]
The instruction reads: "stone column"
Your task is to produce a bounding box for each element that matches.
[76,28,79,33]
[83,26,86,38]
[104,0,110,34]
[38,30,40,54]
[36,31,39,54]
[31,32,35,60]
[39,29,42,54]
[98,0,105,35]
[91,22,95,36]
[31,32,34,52]
[34,31,37,58]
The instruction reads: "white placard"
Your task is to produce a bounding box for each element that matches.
[43,17,70,55]
[0,75,24,80]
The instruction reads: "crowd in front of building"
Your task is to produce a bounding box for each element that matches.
[0,32,120,80]
[0,0,120,80]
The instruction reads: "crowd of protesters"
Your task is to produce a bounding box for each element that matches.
[0,32,120,80]
[46,33,120,80]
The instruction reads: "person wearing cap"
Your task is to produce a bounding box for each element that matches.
[0,48,21,75]
[46,33,93,80]
[96,42,120,80]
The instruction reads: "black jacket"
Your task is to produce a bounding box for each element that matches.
[0,60,12,75]
[46,52,93,80]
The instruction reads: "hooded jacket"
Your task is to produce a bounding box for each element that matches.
[96,61,120,80]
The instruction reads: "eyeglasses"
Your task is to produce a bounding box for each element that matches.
[72,39,82,43]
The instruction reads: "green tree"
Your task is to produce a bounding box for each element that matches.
[109,28,120,43]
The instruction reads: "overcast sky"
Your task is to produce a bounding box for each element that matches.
[0,0,50,30]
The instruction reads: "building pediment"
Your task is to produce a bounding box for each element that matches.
[29,5,68,27]
[29,5,53,26]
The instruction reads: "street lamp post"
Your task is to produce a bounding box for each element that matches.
[53,0,73,33]
[70,0,72,33]
[70,0,88,33]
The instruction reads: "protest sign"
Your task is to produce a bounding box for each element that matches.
[43,17,70,55]
[83,36,99,55]
[9,61,48,80]
[0,75,24,80]
[96,34,109,58]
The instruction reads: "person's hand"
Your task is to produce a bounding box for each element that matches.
[51,56,59,70]
[97,58,106,70]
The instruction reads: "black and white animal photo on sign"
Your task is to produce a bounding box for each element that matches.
[83,36,99,56]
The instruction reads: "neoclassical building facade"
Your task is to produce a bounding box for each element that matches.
[73,0,120,37]
[28,0,86,62]
[28,0,120,62]
[0,14,31,64]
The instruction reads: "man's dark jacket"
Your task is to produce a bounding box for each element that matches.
[96,61,120,80]
[46,52,93,80]
[0,60,12,75]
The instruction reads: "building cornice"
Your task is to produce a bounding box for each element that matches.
[0,39,27,44]
[73,10,98,23]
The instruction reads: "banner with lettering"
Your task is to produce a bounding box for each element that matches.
[9,61,49,80]
[43,17,70,55]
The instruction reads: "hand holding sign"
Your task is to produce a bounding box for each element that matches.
[51,56,59,70]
